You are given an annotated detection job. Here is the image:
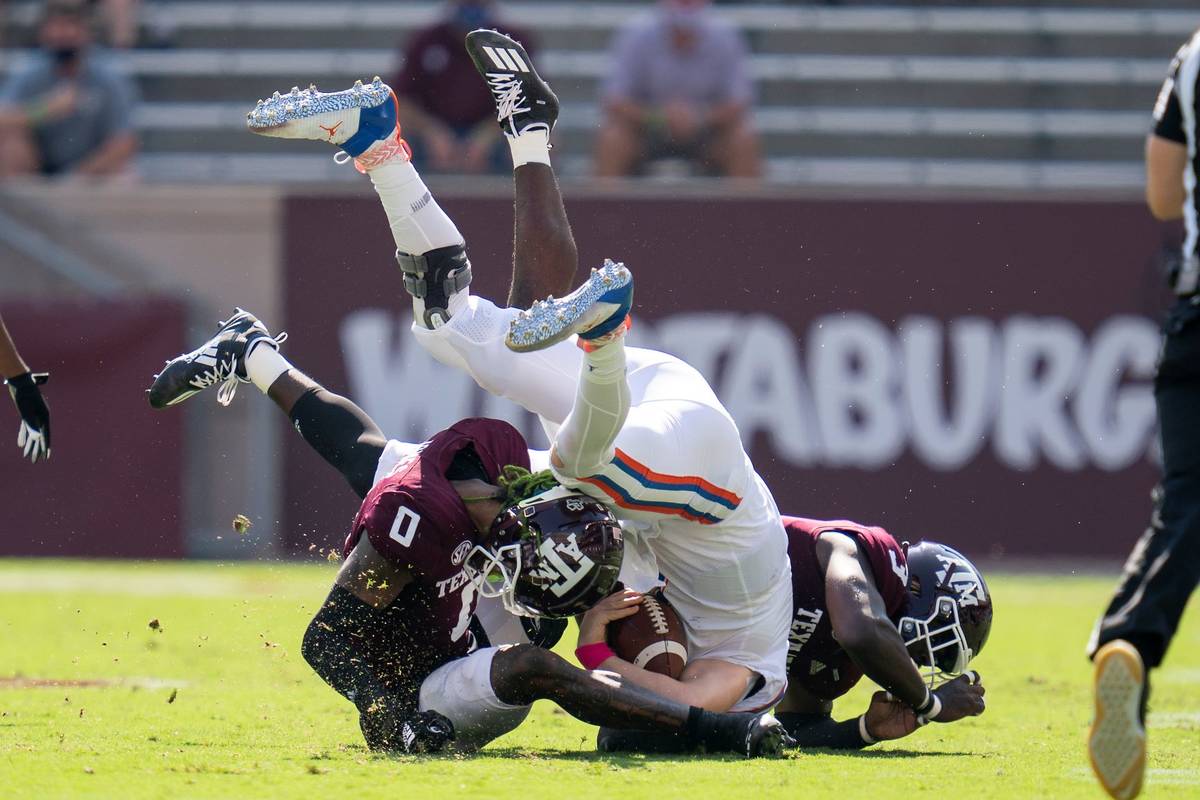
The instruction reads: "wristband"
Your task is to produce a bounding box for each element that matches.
[575,642,616,671]
[857,714,876,745]
[914,688,935,716]
[917,694,943,725]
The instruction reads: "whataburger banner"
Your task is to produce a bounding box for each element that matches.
[284,192,1172,559]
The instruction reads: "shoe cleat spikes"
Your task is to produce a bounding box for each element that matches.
[372,75,382,85]
[272,91,281,100]
[353,79,364,89]
[290,86,300,95]
[308,83,317,92]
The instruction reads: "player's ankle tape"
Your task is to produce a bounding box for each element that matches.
[509,130,551,168]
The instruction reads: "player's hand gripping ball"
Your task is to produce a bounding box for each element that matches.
[605,587,688,679]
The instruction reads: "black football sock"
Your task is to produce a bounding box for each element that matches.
[685,707,754,753]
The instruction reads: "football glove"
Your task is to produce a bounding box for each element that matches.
[360,706,455,754]
[6,372,50,463]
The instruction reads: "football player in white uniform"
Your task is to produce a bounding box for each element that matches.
[248,29,791,714]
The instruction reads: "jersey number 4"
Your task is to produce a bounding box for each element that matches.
[388,507,422,548]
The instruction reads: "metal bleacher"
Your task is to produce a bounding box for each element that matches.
[3,1,1199,191]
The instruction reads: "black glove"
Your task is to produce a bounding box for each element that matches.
[6,372,50,463]
[359,706,455,754]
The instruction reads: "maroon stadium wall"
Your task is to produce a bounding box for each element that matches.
[283,193,1174,560]
[0,299,187,558]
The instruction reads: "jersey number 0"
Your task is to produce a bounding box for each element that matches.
[388,506,422,547]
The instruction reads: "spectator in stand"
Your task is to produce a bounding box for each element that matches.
[392,0,534,174]
[0,0,139,179]
[594,0,761,179]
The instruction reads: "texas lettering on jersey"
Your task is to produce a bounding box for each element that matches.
[782,516,911,700]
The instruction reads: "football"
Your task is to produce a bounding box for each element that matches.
[607,587,688,678]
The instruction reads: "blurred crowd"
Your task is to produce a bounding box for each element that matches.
[0,0,138,179]
[0,0,763,183]
[396,0,761,178]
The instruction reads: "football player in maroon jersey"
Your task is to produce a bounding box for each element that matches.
[148,319,789,757]
[591,518,991,752]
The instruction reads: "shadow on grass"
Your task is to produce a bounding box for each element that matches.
[362,746,972,766]
[811,748,974,758]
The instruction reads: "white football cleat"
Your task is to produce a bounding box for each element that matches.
[246,78,410,170]
[1089,640,1147,800]
[505,260,633,353]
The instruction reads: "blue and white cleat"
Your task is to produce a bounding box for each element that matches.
[246,77,410,170]
[506,260,633,353]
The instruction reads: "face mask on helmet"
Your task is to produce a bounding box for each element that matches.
[463,485,624,618]
[896,541,993,686]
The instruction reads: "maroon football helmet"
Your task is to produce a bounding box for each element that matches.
[464,486,624,618]
[897,541,993,685]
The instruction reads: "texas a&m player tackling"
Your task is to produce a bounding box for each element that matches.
[592,517,991,752]
[245,29,793,717]
[148,320,788,757]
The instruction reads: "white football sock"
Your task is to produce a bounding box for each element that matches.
[582,336,627,383]
[245,342,291,394]
[368,160,464,254]
[509,129,551,168]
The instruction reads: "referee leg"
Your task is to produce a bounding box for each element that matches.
[1089,299,1200,667]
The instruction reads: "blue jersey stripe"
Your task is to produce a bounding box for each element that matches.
[586,473,727,525]
[610,453,741,511]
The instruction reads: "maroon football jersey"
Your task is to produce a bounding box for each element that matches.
[343,418,531,668]
[783,516,911,700]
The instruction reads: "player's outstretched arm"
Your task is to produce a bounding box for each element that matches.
[1,313,51,463]
[489,643,788,757]
[574,589,758,712]
[819,532,985,725]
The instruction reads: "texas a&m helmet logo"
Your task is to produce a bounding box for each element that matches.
[934,553,988,607]
[528,533,596,598]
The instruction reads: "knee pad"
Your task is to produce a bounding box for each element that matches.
[396,244,472,329]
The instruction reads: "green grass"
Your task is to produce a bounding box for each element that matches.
[0,560,1196,799]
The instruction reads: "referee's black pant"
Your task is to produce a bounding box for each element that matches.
[1089,296,1200,668]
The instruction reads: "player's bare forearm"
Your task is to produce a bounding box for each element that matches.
[0,314,31,379]
[510,163,577,307]
[595,656,750,712]
[839,621,928,709]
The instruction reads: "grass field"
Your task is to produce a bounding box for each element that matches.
[0,560,1196,799]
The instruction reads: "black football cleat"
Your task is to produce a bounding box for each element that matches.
[147,309,286,409]
[465,28,559,139]
[743,713,792,758]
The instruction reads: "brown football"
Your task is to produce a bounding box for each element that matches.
[607,587,688,678]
